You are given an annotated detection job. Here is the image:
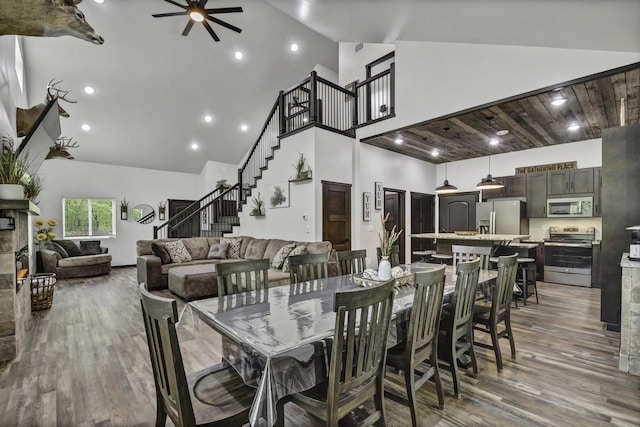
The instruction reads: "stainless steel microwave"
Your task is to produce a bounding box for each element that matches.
[547,197,593,218]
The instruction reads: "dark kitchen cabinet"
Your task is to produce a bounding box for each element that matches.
[547,168,594,196]
[481,177,505,199]
[438,192,478,232]
[482,174,526,200]
[593,167,602,217]
[592,241,601,288]
[526,172,547,218]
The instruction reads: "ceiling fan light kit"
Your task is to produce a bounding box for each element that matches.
[152,0,243,42]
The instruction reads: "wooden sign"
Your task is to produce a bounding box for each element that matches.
[515,161,577,175]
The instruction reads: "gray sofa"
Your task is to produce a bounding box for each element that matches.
[40,240,112,279]
[136,236,334,299]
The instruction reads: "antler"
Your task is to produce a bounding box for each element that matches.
[55,137,79,149]
[46,79,77,104]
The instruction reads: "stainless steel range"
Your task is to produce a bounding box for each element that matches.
[544,226,595,287]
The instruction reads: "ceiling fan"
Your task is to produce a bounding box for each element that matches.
[152,0,243,42]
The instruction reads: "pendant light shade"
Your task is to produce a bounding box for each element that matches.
[435,163,458,194]
[476,141,504,190]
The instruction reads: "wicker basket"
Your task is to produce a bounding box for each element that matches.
[30,273,56,311]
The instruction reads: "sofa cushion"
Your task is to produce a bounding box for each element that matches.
[137,239,177,256]
[271,242,296,269]
[46,242,68,258]
[80,240,102,256]
[152,242,172,264]
[237,236,253,258]
[162,240,192,263]
[160,258,239,275]
[54,239,81,257]
[264,239,293,262]
[182,238,210,260]
[206,237,221,247]
[282,245,307,273]
[207,243,228,260]
[58,253,112,268]
[221,237,243,259]
[305,241,332,254]
[244,239,270,260]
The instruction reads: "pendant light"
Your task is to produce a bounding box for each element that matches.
[435,127,458,194]
[476,144,504,190]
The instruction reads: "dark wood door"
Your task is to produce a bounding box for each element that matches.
[322,181,351,251]
[438,192,478,232]
[384,189,406,264]
[571,167,594,193]
[526,172,548,218]
[411,192,434,262]
[167,199,199,237]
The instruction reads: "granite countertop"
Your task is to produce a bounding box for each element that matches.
[621,253,640,268]
[411,233,530,241]
[505,242,539,249]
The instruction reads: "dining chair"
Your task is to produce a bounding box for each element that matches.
[385,265,446,426]
[288,252,329,284]
[138,283,255,427]
[276,279,396,427]
[473,254,519,371]
[336,249,367,275]
[376,244,400,267]
[215,258,270,297]
[451,244,492,270]
[438,257,481,398]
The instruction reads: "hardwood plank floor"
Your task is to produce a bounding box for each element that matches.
[1,267,638,426]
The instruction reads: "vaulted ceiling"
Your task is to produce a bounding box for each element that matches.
[16,0,640,173]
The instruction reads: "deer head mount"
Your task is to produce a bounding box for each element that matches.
[16,79,76,138]
[0,0,104,44]
[46,136,79,160]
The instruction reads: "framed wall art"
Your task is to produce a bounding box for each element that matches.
[363,192,371,221]
[268,182,290,208]
[374,181,383,210]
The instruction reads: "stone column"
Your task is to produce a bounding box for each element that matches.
[620,253,640,375]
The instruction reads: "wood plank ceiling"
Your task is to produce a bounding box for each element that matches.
[361,63,640,164]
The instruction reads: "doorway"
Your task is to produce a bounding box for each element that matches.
[322,181,351,252]
[384,188,406,264]
[167,199,199,237]
[410,192,435,262]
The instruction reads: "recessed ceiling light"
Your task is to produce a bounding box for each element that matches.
[489,138,499,145]
[394,137,403,144]
[551,98,567,106]
[567,124,580,131]
[83,86,95,95]
[290,43,299,52]
[191,143,199,150]
[189,11,205,22]
[94,0,104,3]
[204,115,213,123]
[431,150,439,157]
[234,51,244,60]
[81,124,91,131]
[240,124,248,132]
[496,129,509,136]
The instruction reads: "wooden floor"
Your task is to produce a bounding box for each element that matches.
[1,267,639,426]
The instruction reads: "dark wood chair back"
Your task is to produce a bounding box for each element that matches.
[139,283,195,427]
[452,245,492,270]
[216,259,270,297]
[451,257,482,341]
[288,252,329,284]
[376,245,400,267]
[492,254,519,320]
[336,249,367,275]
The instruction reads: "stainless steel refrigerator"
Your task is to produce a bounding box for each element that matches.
[476,200,529,235]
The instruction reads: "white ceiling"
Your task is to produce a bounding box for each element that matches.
[21,0,640,174]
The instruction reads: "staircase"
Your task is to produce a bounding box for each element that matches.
[154,67,394,239]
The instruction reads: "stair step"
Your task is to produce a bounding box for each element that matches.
[218,216,240,224]
[209,223,235,232]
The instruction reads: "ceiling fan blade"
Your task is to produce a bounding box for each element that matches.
[182,20,195,36]
[205,7,243,14]
[202,21,220,41]
[162,0,188,10]
[152,11,188,18]
[206,16,242,33]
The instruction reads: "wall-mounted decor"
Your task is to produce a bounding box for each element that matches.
[120,198,129,220]
[363,192,371,221]
[374,182,383,210]
[16,79,75,138]
[291,151,312,181]
[268,183,289,209]
[515,161,577,175]
[250,192,264,216]
[132,204,155,224]
[157,201,166,221]
[46,136,78,160]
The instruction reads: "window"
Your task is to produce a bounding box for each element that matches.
[62,198,116,238]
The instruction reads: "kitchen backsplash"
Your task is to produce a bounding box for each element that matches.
[528,217,602,241]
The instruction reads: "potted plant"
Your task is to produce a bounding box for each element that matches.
[0,136,31,200]
[250,192,264,216]
[216,179,230,189]
[34,217,58,248]
[23,175,45,204]
[378,212,402,280]
[292,151,311,180]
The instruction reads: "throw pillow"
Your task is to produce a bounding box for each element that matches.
[46,242,68,258]
[162,240,192,264]
[282,245,307,273]
[207,243,229,260]
[271,242,297,269]
[80,240,102,256]
[221,237,242,259]
[54,239,81,257]
[152,242,172,264]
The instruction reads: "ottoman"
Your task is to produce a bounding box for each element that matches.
[168,264,219,301]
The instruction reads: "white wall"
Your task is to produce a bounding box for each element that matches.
[338,42,395,87]
[200,160,238,195]
[36,160,202,266]
[0,36,28,139]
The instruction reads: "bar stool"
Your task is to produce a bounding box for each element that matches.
[516,257,538,306]
[412,249,435,262]
[430,253,453,264]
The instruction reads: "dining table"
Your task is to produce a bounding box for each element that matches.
[184,263,497,427]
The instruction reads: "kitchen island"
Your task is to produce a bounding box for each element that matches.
[411,233,531,257]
